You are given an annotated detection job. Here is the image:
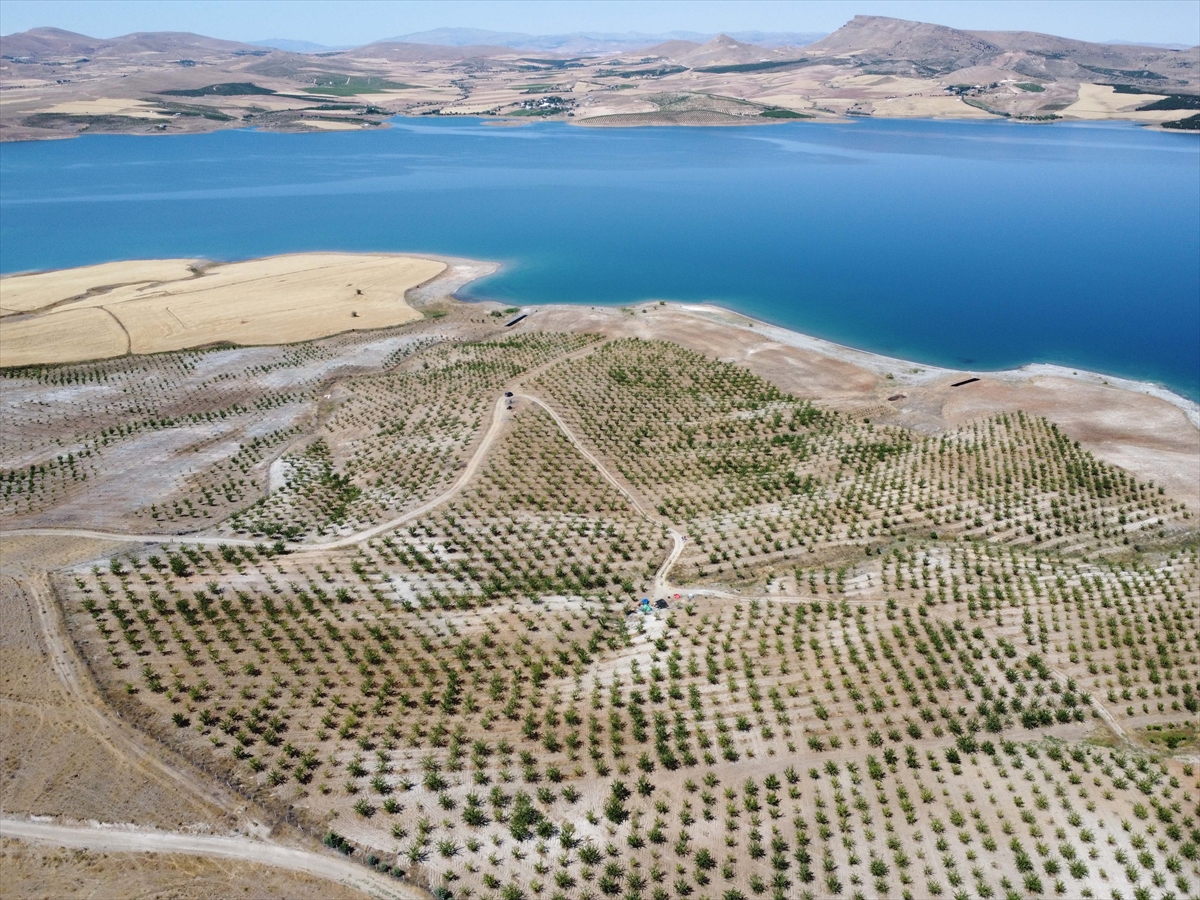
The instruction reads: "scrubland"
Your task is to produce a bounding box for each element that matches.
[1,297,1197,900]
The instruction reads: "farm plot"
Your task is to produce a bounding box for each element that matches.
[530,339,1193,589]
[0,253,443,367]
[42,332,1198,900]
[226,332,600,541]
[0,322,478,531]
[58,535,1199,900]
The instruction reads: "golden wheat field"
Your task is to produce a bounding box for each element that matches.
[0,253,443,367]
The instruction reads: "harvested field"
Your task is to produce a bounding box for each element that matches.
[0,253,444,368]
[1061,84,1178,121]
[0,259,200,316]
[0,308,130,367]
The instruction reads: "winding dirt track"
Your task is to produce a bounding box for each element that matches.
[0,340,611,554]
[0,398,509,553]
[0,528,258,547]
[516,393,651,517]
[0,818,424,900]
[0,336,689,895]
[306,394,509,551]
[0,386,691,588]
[515,391,688,593]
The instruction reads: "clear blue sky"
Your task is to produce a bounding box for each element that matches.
[1,0,1196,46]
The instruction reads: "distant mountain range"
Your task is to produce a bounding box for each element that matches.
[799,15,1197,86]
[1,25,258,58]
[248,29,829,55]
[248,38,354,53]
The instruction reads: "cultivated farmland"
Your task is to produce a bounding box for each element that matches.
[2,299,1197,900]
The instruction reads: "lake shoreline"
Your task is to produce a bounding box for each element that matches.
[3,118,1196,404]
[6,249,1197,423]
[452,264,1200,414]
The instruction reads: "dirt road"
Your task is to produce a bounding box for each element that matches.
[304,393,509,551]
[0,818,426,900]
[0,527,258,547]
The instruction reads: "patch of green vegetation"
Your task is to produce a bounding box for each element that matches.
[22,113,152,129]
[306,104,389,114]
[154,102,236,121]
[1112,84,1164,94]
[301,86,400,96]
[962,98,1009,117]
[760,107,812,119]
[519,84,566,93]
[1140,722,1198,751]
[1162,112,1200,130]
[302,76,414,95]
[516,58,585,69]
[158,82,274,97]
[696,58,808,75]
[1136,94,1200,111]
[1015,82,1045,92]
[509,107,561,117]
[1082,65,1167,80]
[597,65,687,79]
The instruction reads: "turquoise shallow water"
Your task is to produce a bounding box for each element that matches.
[1,117,1197,400]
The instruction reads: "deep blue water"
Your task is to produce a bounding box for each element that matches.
[2,117,1197,400]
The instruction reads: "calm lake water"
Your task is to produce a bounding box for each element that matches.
[2,118,1197,400]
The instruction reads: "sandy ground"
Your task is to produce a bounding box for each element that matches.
[0,253,444,367]
[298,119,370,131]
[1,836,373,900]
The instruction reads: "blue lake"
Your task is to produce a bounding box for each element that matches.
[1,117,1197,400]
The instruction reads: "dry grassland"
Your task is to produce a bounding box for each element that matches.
[0,253,444,368]
[0,567,227,830]
[872,95,996,117]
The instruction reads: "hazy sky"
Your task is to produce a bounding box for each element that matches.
[1,0,1197,46]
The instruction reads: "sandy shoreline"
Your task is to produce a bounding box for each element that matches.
[451,259,1199,425]
[670,302,1200,428]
